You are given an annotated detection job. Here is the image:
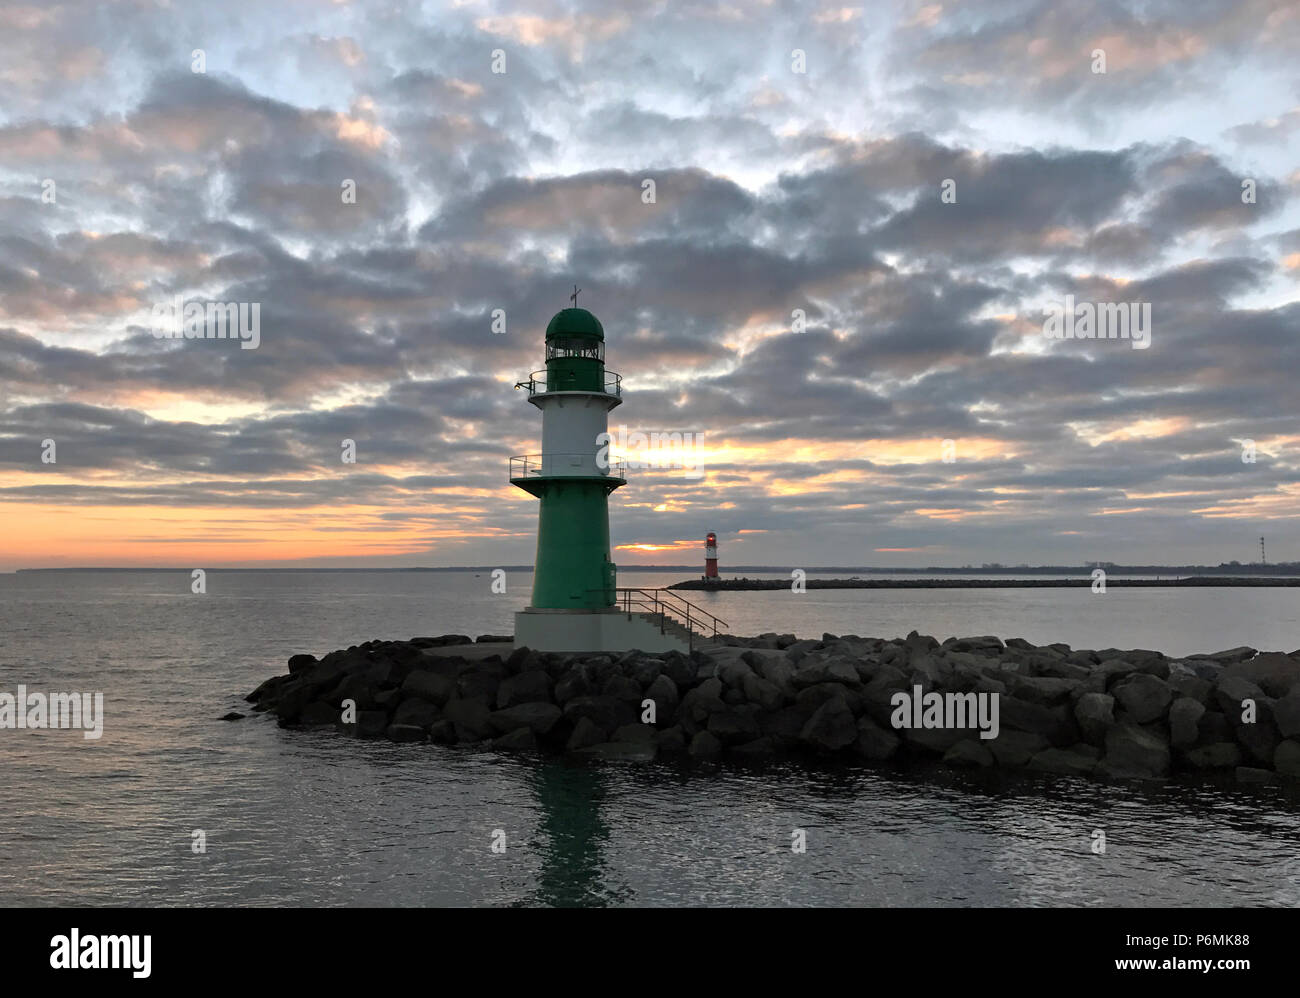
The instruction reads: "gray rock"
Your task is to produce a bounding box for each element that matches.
[1168,697,1205,749]
[566,716,605,751]
[707,706,763,745]
[489,702,562,736]
[1028,745,1099,777]
[854,717,900,760]
[428,719,457,744]
[496,669,551,708]
[1225,652,1300,698]
[386,723,426,743]
[657,727,688,754]
[689,730,723,759]
[946,635,1004,654]
[493,726,538,751]
[1113,673,1173,724]
[794,656,862,689]
[1168,671,1214,705]
[402,670,455,706]
[799,698,858,752]
[562,694,635,736]
[742,673,785,710]
[553,670,590,704]
[642,675,681,722]
[1274,690,1300,739]
[1000,696,1075,745]
[1275,739,1300,778]
[1074,693,1115,746]
[392,698,440,729]
[1010,675,1078,706]
[944,739,995,768]
[354,710,389,739]
[1192,646,1256,664]
[1184,742,1242,768]
[299,701,338,726]
[443,698,493,741]
[986,730,1049,767]
[1103,722,1170,779]
[717,656,755,688]
[456,663,506,702]
[602,674,643,705]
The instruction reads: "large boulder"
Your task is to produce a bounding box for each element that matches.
[489,702,562,736]
[552,670,591,704]
[793,656,861,689]
[1074,693,1115,746]
[493,727,538,751]
[1184,742,1242,769]
[1102,722,1170,779]
[1008,675,1078,706]
[1191,646,1256,665]
[1224,652,1300,698]
[1168,697,1205,749]
[402,669,455,706]
[944,739,995,768]
[643,674,680,719]
[986,730,1049,768]
[298,700,338,726]
[707,706,763,745]
[1274,690,1300,740]
[562,695,635,737]
[1112,673,1173,724]
[392,698,441,729]
[442,698,493,741]
[854,717,900,760]
[689,730,723,759]
[1028,744,1099,777]
[999,697,1076,746]
[1274,740,1300,778]
[799,698,858,752]
[566,716,605,751]
[386,723,426,743]
[496,670,552,709]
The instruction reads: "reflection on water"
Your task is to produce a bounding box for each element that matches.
[526,762,622,907]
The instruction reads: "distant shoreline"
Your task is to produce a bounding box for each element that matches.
[671,577,1300,590]
[13,564,1300,576]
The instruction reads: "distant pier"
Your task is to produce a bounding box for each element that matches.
[669,576,1300,591]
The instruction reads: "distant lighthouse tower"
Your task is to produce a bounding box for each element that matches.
[704,532,719,580]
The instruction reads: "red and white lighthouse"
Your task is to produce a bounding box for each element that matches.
[704,532,718,579]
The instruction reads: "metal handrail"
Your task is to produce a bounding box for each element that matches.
[509,453,627,478]
[515,369,622,397]
[610,587,728,652]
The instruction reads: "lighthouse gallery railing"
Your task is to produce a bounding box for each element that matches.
[609,588,728,651]
[510,454,627,479]
[515,370,622,397]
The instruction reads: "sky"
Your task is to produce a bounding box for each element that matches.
[0,0,1298,571]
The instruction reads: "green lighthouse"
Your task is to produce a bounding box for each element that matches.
[509,296,723,653]
[510,304,625,612]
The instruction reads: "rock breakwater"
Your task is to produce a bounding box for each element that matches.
[243,631,1300,785]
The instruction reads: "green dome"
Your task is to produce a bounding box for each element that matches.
[545,307,604,341]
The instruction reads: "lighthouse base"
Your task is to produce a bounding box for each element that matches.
[514,608,693,655]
